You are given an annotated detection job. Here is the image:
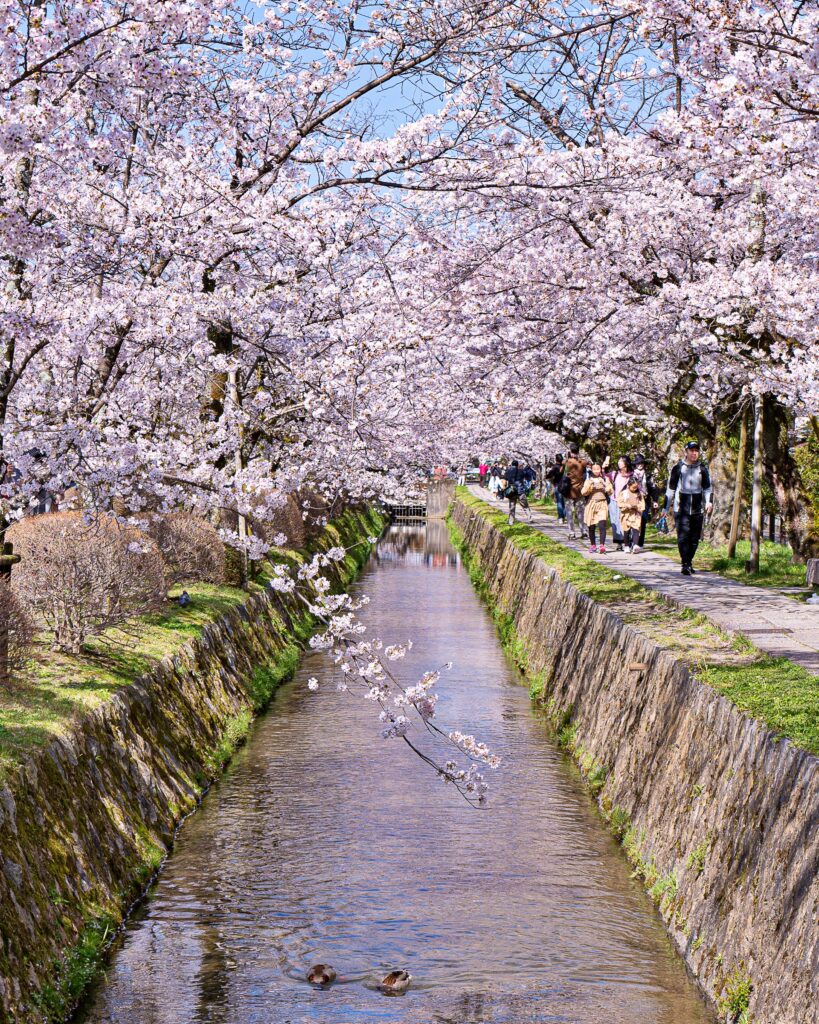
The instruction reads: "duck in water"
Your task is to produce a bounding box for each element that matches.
[306,964,337,987]
[380,970,411,994]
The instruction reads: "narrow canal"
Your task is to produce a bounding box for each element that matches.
[77,523,712,1024]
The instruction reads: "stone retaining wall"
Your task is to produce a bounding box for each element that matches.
[0,508,382,1024]
[452,500,818,1024]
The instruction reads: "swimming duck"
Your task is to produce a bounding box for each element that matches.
[306,964,337,986]
[380,969,411,994]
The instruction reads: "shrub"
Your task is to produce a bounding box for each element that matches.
[147,513,225,585]
[0,579,34,682]
[8,512,167,653]
[250,492,307,549]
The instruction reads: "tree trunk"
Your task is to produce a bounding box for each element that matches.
[703,394,742,544]
[747,397,764,573]
[762,395,819,562]
[727,409,749,558]
[228,366,249,589]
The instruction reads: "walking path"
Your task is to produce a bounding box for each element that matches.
[467,485,819,675]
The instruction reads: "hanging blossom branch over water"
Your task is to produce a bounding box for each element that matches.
[270,537,499,806]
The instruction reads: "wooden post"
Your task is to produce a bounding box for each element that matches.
[0,542,21,686]
[727,408,749,559]
[747,397,764,574]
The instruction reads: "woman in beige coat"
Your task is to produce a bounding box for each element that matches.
[581,465,613,553]
[617,477,647,553]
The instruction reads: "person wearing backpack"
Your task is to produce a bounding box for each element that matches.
[664,441,713,575]
[503,460,529,525]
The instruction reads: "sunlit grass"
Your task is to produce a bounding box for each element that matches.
[457,489,819,755]
[0,507,384,780]
[486,479,809,592]
[645,528,808,591]
[0,581,249,777]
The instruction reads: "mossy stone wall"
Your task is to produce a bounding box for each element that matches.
[451,500,818,1024]
[0,507,383,1023]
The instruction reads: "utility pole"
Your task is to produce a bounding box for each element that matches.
[727,406,749,559]
[747,397,764,574]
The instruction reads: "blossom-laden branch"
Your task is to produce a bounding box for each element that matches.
[269,538,499,806]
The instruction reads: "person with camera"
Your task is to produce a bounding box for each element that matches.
[581,464,613,553]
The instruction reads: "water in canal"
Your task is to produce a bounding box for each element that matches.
[77,522,712,1024]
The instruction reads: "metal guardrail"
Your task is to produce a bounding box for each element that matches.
[385,503,427,520]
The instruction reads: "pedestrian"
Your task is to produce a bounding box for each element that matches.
[581,464,613,553]
[478,460,488,487]
[563,443,590,540]
[606,455,632,551]
[546,454,565,521]
[520,461,536,522]
[503,459,529,525]
[632,454,660,551]
[664,441,713,575]
[488,460,503,498]
[618,477,646,553]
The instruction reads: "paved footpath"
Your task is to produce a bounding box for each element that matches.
[467,485,819,675]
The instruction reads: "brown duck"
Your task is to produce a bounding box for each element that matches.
[306,964,337,986]
[380,969,411,994]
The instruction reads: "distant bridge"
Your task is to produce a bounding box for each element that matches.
[383,480,455,521]
[383,500,427,521]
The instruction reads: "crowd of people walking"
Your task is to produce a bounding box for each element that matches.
[476,440,713,575]
[476,459,537,524]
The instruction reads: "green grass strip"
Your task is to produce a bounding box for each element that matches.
[0,505,385,779]
[456,489,819,756]
[530,491,808,592]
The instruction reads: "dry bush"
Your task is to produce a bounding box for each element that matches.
[249,493,307,549]
[299,486,334,540]
[0,579,34,683]
[8,512,167,653]
[147,513,226,585]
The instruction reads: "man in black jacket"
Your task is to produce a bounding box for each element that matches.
[546,454,565,521]
[664,442,713,575]
[504,460,532,525]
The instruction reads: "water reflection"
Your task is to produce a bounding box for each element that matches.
[76,525,713,1024]
[375,519,459,568]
